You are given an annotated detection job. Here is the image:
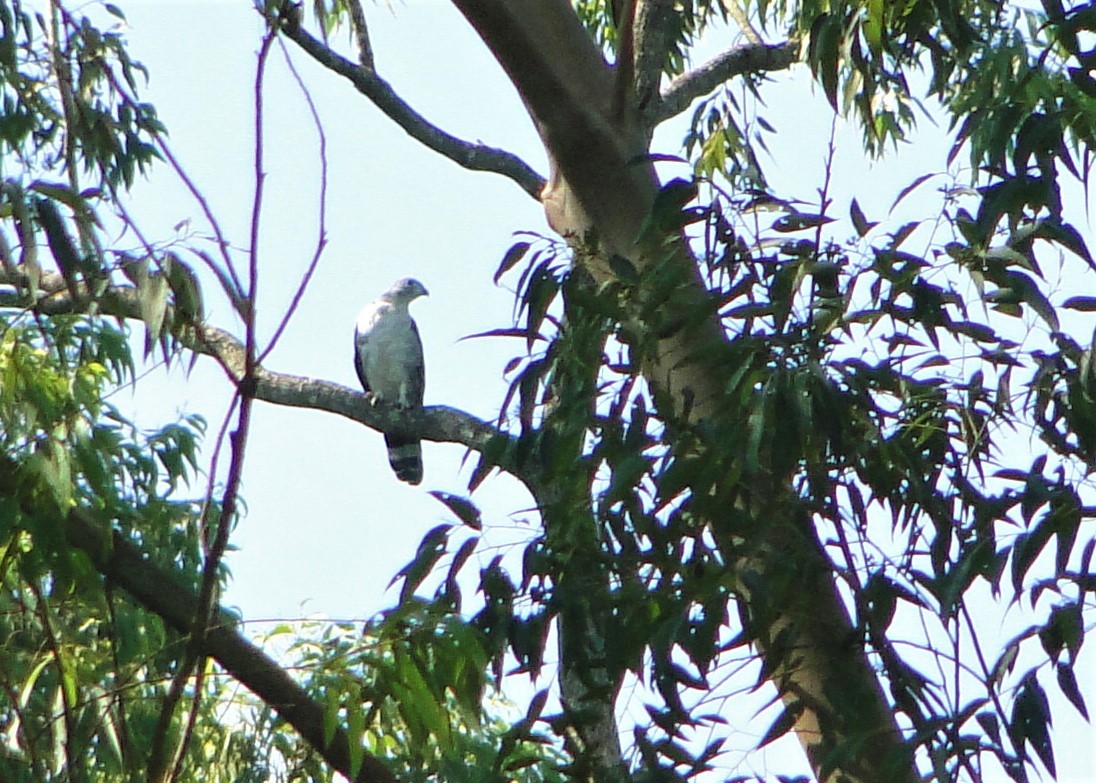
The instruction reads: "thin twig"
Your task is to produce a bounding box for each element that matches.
[154,140,246,302]
[813,114,838,253]
[247,33,272,329]
[259,37,330,365]
[152,28,277,783]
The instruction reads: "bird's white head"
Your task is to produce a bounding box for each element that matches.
[385,278,429,305]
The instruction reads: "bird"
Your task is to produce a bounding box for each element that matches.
[354,278,429,484]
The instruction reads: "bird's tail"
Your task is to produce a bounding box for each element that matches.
[384,434,423,485]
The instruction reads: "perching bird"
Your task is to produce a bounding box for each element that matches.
[354,278,428,484]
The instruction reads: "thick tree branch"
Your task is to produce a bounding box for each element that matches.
[453,0,652,255]
[0,456,396,783]
[0,270,528,485]
[270,3,545,200]
[652,39,799,125]
[632,0,676,126]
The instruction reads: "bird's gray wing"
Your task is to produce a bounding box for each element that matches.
[382,317,424,484]
[406,318,425,406]
[353,330,372,394]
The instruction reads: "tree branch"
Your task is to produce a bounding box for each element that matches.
[0,454,397,783]
[270,3,545,200]
[721,0,764,45]
[0,269,528,485]
[346,0,375,70]
[652,39,799,125]
[632,0,676,127]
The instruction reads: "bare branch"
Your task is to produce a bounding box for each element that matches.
[652,39,799,125]
[272,6,545,200]
[259,38,330,365]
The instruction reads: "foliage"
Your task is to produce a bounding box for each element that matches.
[260,602,567,783]
[0,3,570,783]
[2,1,1096,783]
[0,312,238,781]
[444,10,1096,779]
[477,165,1096,780]
[0,0,161,187]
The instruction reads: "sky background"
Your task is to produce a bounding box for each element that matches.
[89,1,1095,780]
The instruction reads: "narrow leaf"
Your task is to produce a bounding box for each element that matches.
[771,213,835,232]
[849,198,875,237]
[758,701,803,748]
[892,173,939,211]
[1062,296,1096,311]
[495,241,531,284]
[428,491,482,530]
[389,525,449,602]
[1056,663,1089,720]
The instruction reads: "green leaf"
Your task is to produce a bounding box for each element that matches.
[1035,218,1095,269]
[649,177,699,232]
[864,0,884,55]
[1063,296,1096,311]
[892,173,941,212]
[1010,674,1055,777]
[809,13,843,111]
[347,703,366,779]
[996,270,1059,331]
[322,688,340,747]
[849,198,875,237]
[164,253,203,324]
[428,491,482,530]
[494,240,531,284]
[29,180,90,214]
[390,525,449,604]
[394,649,450,745]
[1056,663,1089,720]
[446,536,479,588]
[1039,602,1083,663]
[771,212,835,232]
[609,253,639,282]
[758,700,803,748]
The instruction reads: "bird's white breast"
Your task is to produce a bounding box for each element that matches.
[355,302,421,407]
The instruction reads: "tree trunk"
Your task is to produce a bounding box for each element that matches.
[450,3,918,781]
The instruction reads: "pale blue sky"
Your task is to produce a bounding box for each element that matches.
[101,2,1095,780]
